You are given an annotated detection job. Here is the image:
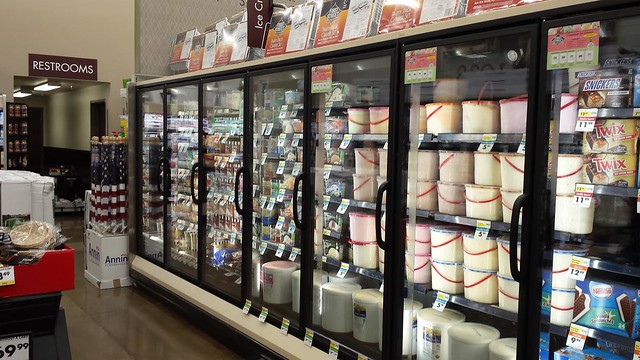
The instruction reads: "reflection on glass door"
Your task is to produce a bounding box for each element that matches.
[166,84,200,279]
[141,88,165,263]
[202,78,244,300]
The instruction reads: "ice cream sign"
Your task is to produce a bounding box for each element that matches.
[547,22,600,70]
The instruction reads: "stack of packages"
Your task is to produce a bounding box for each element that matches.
[89,136,127,234]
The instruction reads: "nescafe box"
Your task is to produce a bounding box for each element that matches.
[578,68,633,108]
[583,153,638,187]
[582,119,638,154]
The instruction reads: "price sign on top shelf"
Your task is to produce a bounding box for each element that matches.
[517,134,526,154]
[478,134,497,153]
[566,323,588,350]
[0,266,15,286]
[474,220,491,240]
[337,199,350,214]
[281,318,290,335]
[324,134,333,150]
[432,291,450,312]
[575,109,598,132]
[568,256,590,281]
[337,262,349,278]
[289,247,300,261]
[258,307,269,322]
[0,335,29,360]
[573,184,594,208]
[340,134,353,149]
[323,165,332,180]
[242,299,252,314]
[275,243,286,258]
[304,328,314,347]
[329,340,339,358]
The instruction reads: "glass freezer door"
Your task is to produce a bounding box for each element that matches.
[166,83,200,279]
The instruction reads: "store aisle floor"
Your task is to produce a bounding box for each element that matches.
[56,214,242,360]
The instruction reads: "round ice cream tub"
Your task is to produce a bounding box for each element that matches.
[354,148,379,176]
[410,150,439,181]
[350,240,378,269]
[474,152,502,186]
[550,288,575,326]
[431,259,464,294]
[379,247,385,274]
[406,253,431,284]
[497,238,520,279]
[328,270,361,285]
[262,261,298,304]
[414,104,427,133]
[448,323,500,360]
[369,107,389,134]
[292,269,328,314]
[431,226,464,262]
[500,153,524,191]
[353,174,376,202]
[489,338,517,360]
[416,308,466,360]
[439,150,474,183]
[463,233,498,271]
[433,78,467,103]
[463,266,498,304]
[501,189,523,225]
[497,274,519,313]
[552,246,589,289]
[349,212,377,243]
[465,184,502,221]
[378,149,388,177]
[556,154,585,195]
[407,222,432,254]
[377,299,424,354]
[347,108,370,134]
[499,96,528,133]
[462,101,500,134]
[437,182,466,216]
[559,93,579,133]
[352,289,383,343]
[426,103,462,135]
[553,194,595,235]
[322,282,362,332]
[409,180,438,211]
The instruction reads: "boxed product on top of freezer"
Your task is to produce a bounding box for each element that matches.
[578,68,633,108]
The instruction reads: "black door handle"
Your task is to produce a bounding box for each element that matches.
[292,173,304,228]
[190,162,200,204]
[375,181,389,250]
[234,166,246,216]
[509,193,528,282]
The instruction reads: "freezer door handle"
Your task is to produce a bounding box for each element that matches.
[190,162,200,205]
[292,173,304,228]
[376,181,389,250]
[234,166,246,216]
[509,193,528,282]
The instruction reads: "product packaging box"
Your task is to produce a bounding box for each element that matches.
[265,4,316,57]
[377,0,422,34]
[313,0,375,48]
[633,58,640,107]
[554,346,626,360]
[596,339,634,359]
[417,0,459,25]
[582,119,639,154]
[572,280,640,339]
[188,33,207,72]
[583,153,638,187]
[170,29,197,63]
[578,68,633,108]
[541,270,551,315]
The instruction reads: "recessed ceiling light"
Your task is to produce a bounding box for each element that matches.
[34,82,61,91]
[13,91,31,98]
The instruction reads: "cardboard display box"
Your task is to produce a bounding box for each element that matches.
[84,229,131,289]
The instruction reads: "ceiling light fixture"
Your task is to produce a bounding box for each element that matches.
[13,91,32,98]
[34,82,61,92]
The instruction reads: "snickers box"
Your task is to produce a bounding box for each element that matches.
[578,68,633,108]
[582,119,638,154]
[572,280,640,339]
[583,153,638,187]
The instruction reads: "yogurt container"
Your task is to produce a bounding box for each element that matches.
[407,222,432,254]
[500,189,523,225]
[369,107,390,134]
[353,174,376,202]
[410,150,439,181]
[463,233,498,271]
[550,287,575,326]
[499,96,528,133]
[292,269,328,318]
[497,238,520,279]
[409,180,438,211]
[347,108,370,134]
[349,212,377,243]
[556,154,585,195]
[431,227,464,262]
[431,259,464,294]
[500,153,524,191]
[433,78,467,103]
[439,150,474,183]
[350,240,378,269]
[554,194,595,235]
[406,253,432,284]
[463,266,498,304]
[465,184,502,221]
[354,148,379,176]
[497,274,519,313]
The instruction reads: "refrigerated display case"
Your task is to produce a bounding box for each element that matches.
[6,102,29,170]
[0,94,5,169]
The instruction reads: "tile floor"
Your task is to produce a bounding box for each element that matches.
[56,214,242,360]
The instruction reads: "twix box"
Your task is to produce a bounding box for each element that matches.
[582,119,638,154]
[578,68,633,108]
[583,153,638,187]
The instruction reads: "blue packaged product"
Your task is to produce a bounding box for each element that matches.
[554,346,626,360]
[633,58,640,107]
[541,270,551,315]
[596,339,634,358]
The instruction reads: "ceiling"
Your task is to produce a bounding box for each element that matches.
[13,76,108,96]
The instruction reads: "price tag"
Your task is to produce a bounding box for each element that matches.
[289,247,300,261]
[266,198,276,211]
[259,196,267,208]
[566,323,588,350]
[568,256,590,281]
[288,222,296,234]
[337,262,349,278]
[221,134,230,144]
[219,195,228,206]
[229,194,235,203]
[259,242,267,255]
[379,282,384,293]
[323,195,330,210]
[229,153,236,163]
[358,355,370,360]
[0,266,15,286]
[633,341,640,360]
[329,340,339,358]
[477,134,497,153]
[277,134,287,147]
[276,161,286,175]
[279,110,288,119]
[258,307,269,322]
[575,109,597,132]
[304,328,314,347]
[383,142,388,150]
[253,185,259,197]
[418,133,425,144]
[323,165,332,180]
[242,299,252,314]
[235,277,242,285]
[208,228,215,238]
[432,292,450,312]
[324,103,333,116]
[264,123,274,136]
[275,243,286,258]
[221,157,229,169]
[474,220,491,240]
[337,199,350,214]
[322,256,328,263]
[0,334,29,360]
[322,229,332,236]
[517,134,526,154]
[277,188,286,203]
[324,134,333,150]
[339,134,353,149]
[281,318,290,335]
[292,134,302,147]
[275,216,286,230]
[230,233,237,244]
[207,190,215,200]
[260,153,268,165]
[292,162,302,176]
[573,184,594,208]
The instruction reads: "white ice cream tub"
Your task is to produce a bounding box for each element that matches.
[552,246,589,289]
[550,288,575,326]
[369,107,390,134]
[406,253,432,284]
[354,148,379,176]
[262,261,298,304]
[328,270,361,285]
[462,101,500,134]
[463,266,498,304]
[433,78,467,103]
[378,299,424,354]
[437,182,466,216]
[410,150,439,181]
[499,96,528,134]
[497,274,519,313]
[378,149,388,177]
[409,180,438,211]
[500,153,524,191]
[292,269,328,315]
[489,338,517,360]
[465,184,502,221]
[416,308,466,360]
[414,104,427,133]
[501,189,523,225]
[497,238,520,279]
[379,247,385,274]
[353,174,376,202]
[349,212,377,243]
[474,152,502,186]
[350,240,378,269]
[407,222,432,254]
[377,176,387,204]
[431,259,464,294]
[321,282,362,333]
[447,323,500,360]
[559,93,579,133]
[463,233,498,271]
[426,103,462,135]
[556,154,585,195]
[439,150,474,183]
[347,108,370,134]
[431,227,464,262]
[553,194,595,235]
[352,289,383,343]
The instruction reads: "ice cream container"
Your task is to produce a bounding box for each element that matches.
[497,238,520,279]
[439,150,474,183]
[262,261,298,304]
[349,212,377,243]
[285,91,302,105]
[324,116,348,133]
[369,107,390,134]
[292,269,328,316]
[377,176,387,204]
[322,282,362,332]
[500,153,524,191]
[583,153,638,187]
[410,150,439,180]
[463,233,498,271]
[552,246,589,289]
[559,93,579,133]
[433,78,467,103]
[465,184,502,221]
[550,288,575,326]
[350,240,378,269]
[489,338,517,360]
[329,270,361,285]
[431,259,464,294]
[352,289,384,343]
[497,274,519,313]
[354,148,379,176]
[582,119,638,154]
[436,182,466,216]
[554,194,595,235]
[409,180,438,211]
[501,189,523,225]
[403,299,424,355]
[463,266,498,304]
[413,104,427,133]
[416,308,466,360]
[407,222,432,254]
[447,323,500,360]
[499,96,528,133]
[462,101,500,134]
[378,149,388,177]
[406,253,432,284]
[431,227,464,262]
[347,108,370,134]
[556,154,585,195]
[474,152,502,186]
[426,103,462,135]
[353,174,376,202]
[379,246,385,274]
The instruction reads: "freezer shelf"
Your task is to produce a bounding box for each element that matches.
[428,291,518,323]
